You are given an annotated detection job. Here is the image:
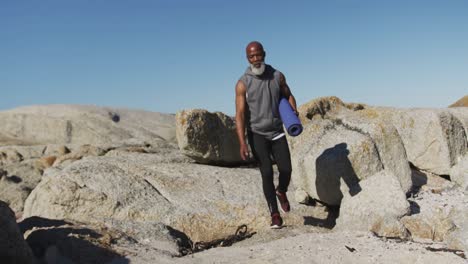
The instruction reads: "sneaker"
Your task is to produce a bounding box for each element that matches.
[276,190,291,213]
[270,213,283,229]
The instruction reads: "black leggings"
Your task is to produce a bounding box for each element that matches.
[248,132,292,215]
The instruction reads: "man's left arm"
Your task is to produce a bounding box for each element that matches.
[279,72,298,115]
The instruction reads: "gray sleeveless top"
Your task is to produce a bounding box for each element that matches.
[239,64,284,140]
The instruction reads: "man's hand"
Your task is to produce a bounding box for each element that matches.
[239,143,250,161]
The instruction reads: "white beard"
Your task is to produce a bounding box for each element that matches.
[250,63,265,76]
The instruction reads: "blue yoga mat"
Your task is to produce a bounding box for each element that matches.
[279,97,303,137]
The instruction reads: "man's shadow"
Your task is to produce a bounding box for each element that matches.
[315,143,362,207]
[303,143,362,229]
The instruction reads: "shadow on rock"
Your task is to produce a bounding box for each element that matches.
[316,143,362,204]
[19,216,72,234]
[20,217,129,264]
[303,204,340,229]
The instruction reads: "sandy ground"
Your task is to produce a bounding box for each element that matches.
[168,230,466,264]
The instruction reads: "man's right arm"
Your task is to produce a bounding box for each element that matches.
[235,80,249,160]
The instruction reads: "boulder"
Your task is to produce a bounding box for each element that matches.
[0,159,43,213]
[445,208,468,254]
[290,119,383,205]
[23,151,314,242]
[335,170,410,238]
[450,155,468,192]
[297,96,365,122]
[447,107,468,141]
[403,188,467,252]
[0,200,35,264]
[0,105,176,146]
[370,107,467,175]
[176,109,252,165]
[331,108,413,193]
[401,207,455,242]
[449,95,468,107]
[19,217,183,263]
[289,97,412,205]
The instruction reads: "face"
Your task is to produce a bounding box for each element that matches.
[246,45,265,68]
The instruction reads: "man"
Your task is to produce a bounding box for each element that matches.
[235,41,298,229]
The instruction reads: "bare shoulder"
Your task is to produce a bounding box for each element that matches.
[236,79,247,94]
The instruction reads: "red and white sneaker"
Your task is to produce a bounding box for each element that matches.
[276,190,291,213]
[270,213,283,229]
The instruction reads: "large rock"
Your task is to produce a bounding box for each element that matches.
[448,107,468,141]
[0,159,43,213]
[289,97,412,206]
[23,150,313,242]
[331,108,413,193]
[290,119,383,205]
[371,107,467,175]
[449,95,468,107]
[19,217,184,263]
[176,109,251,165]
[446,208,468,254]
[450,155,468,192]
[335,170,410,238]
[403,188,468,253]
[0,105,176,146]
[298,96,365,122]
[0,200,35,264]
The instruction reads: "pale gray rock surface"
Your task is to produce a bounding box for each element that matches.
[0,159,43,212]
[450,155,468,192]
[0,201,35,264]
[404,188,468,252]
[371,107,467,175]
[330,108,413,193]
[448,107,468,138]
[175,109,252,165]
[290,98,412,207]
[290,119,383,205]
[446,206,468,254]
[0,104,176,146]
[23,151,315,242]
[20,217,183,264]
[335,170,410,238]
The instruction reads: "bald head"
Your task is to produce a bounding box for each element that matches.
[246,41,264,54]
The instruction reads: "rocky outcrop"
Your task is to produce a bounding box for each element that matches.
[23,150,314,242]
[449,95,468,107]
[402,188,467,252]
[289,119,383,205]
[290,97,412,207]
[369,107,467,175]
[335,171,410,238]
[0,201,35,264]
[18,216,185,263]
[448,107,468,141]
[0,159,43,213]
[450,155,468,192]
[0,105,176,146]
[176,109,253,165]
[445,208,468,254]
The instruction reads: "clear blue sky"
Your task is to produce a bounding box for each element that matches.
[1,0,467,115]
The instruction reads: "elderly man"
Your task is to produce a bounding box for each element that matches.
[235,41,298,228]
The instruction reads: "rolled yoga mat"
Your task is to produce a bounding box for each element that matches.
[279,97,303,136]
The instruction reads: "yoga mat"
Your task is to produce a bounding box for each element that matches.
[279,97,303,136]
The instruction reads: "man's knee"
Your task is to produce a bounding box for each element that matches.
[278,164,292,176]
